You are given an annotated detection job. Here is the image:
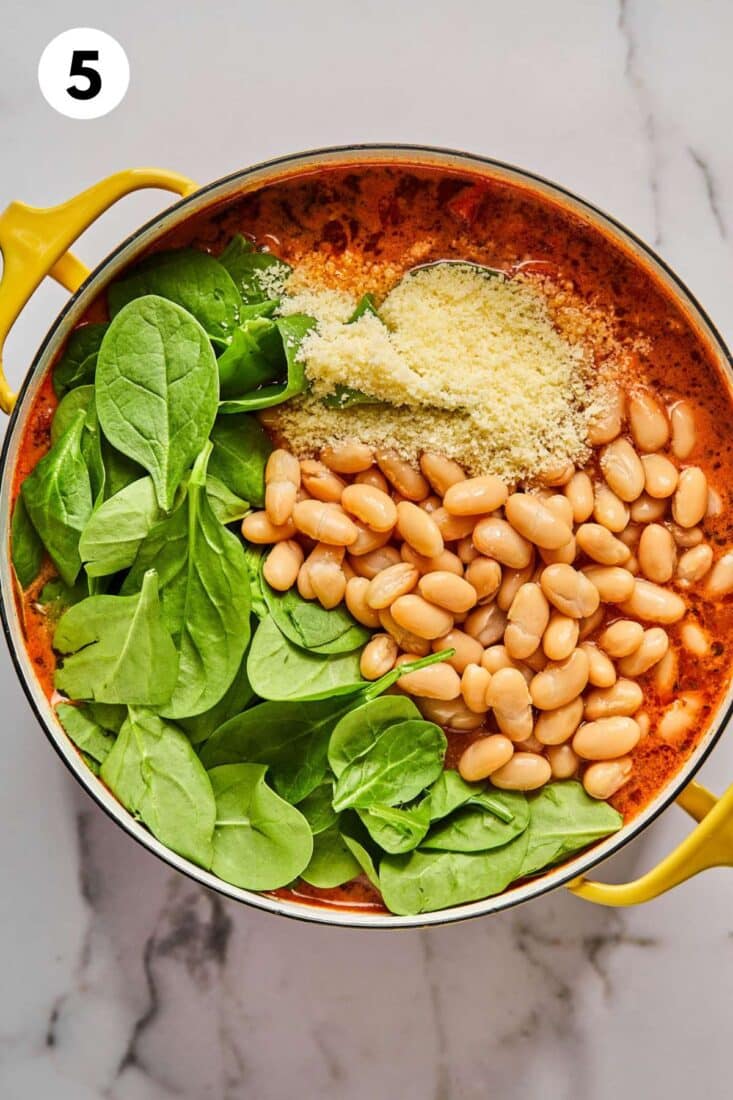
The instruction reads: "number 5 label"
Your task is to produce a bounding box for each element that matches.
[38,28,129,119]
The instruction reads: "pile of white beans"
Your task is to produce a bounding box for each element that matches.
[243,386,733,803]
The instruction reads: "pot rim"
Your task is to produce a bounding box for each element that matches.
[2,142,732,929]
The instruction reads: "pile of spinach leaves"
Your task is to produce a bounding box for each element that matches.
[10,239,623,912]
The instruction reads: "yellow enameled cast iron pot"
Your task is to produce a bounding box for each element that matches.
[1,146,733,928]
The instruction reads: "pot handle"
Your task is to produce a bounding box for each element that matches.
[567,779,733,906]
[0,168,198,415]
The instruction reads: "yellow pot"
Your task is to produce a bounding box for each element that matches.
[1,146,732,926]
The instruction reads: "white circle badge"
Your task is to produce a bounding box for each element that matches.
[38,28,129,120]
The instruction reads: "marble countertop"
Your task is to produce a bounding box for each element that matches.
[2,1,732,1096]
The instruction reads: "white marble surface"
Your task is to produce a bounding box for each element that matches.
[1,1,733,1096]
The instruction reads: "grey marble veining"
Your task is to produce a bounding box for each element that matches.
[1,1,733,1097]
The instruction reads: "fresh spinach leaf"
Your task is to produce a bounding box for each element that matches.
[208,412,272,507]
[21,409,93,586]
[79,477,160,577]
[262,571,371,655]
[177,654,254,746]
[37,576,88,617]
[218,314,315,413]
[54,569,178,705]
[81,401,107,506]
[332,719,446,812]
[217,316,283,399]
[51,385,94,445]
[153,444,252,719]
[247,615,365,702]
[427,770,515,825]
[358,799,431,855]
[349,293,380,321]
[206,475,249,525]
[300,825,361,888]
[519,781,623,878]
[96,295,219,510]
[109,248,241,344]
[244,546,268,619]
[53,324,107,398]
[208,764,312,890]
[102,438,144,499]
[421,791,529,853]
[101,707,216,868]
[11,495,44,588]
[297,782,338,836]
[321,387,383,409]
[219,235,291,303]
[56,702,116,764]
[340,815,381,888]
[200,696,346,804]
[328,696,421,777]
[86,701,127,733]
[380,830,530,916]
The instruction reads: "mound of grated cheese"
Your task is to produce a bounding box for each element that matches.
[269,263,604,482]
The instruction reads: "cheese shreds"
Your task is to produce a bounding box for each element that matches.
[270,263,604,482]
[278,271,358,324]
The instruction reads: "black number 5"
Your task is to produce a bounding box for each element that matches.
[67,50,102,100]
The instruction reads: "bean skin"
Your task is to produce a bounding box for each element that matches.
[349,522,393,556]
[458,735,514,781]
[300,459,347,503]
[576,524,631,566]
[573,716,641,760]
[629,391,669,452]
[349,545,401,579]
[547,744,580,779]
[505,493,573,549]
[491,754,552,791]
[360,634,398,680]
[486,667,533,740]
[345,576,381,628]
[542,611,579,661]
[461,663,492,713]
[473,517,533,568]
[582,565,635,603]
[598,619,644,658]
[670,400,697,459]
[366,562,419,609]
[391,594,454,639]
[341,484,397,532]
[638,524,676,584]
[672,467,708,528]
[584,679,643,720]
[677,544,713,586]
[618,580,685,624]
[540,563,600,618]
[706,551,733,597]
[580,642,617,688]
[320,443,374,473]
[464,603,508,646]
[444,475,508,516]
[396,500,444,557]
[419,452,467,496]
[601,439,645,502]
[657,693,702,744]
[617,627,670,675]
[564,471,594,522]
[376,451,429,500]
[242,511,297,544]
[641,454,678,499]
[497,560,536,612]
[401,543,464,577]
[583,758,633,799]
[530,648,589,710]
[378,608,431,656]
[534,697,584,745]
[465,557,503,602]
[432,629,484,673]
[395,654,461,699]
[505,583,550,659]
[588,386,624,445]
[593,484,629,533]
[418,696,484,731]
[262,540,304,591]
[418,572,477,613]
[293,500,359,545]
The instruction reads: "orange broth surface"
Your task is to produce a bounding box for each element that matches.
[12,162,733,914]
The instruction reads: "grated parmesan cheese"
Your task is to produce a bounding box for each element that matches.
[269,263,605,482]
